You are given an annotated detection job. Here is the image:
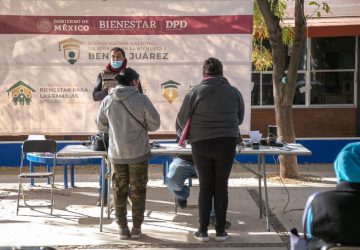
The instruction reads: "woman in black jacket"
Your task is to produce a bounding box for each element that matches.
[176,57,245,242]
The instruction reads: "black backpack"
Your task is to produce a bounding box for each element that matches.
[90,133,109,151]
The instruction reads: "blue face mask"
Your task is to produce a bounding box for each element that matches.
[111,60,123,69]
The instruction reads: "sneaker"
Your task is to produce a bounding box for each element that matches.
[210,216,231,229]
[175,198,187,209]
[119,226,130,239]
[130,227,142,239]
[193,230,209,242]
[215,231,228,242]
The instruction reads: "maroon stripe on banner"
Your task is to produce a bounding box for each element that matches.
[0,15,253,35]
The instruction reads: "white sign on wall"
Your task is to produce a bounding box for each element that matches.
[0,0,253,135]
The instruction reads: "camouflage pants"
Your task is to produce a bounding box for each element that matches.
[111,161,148,228]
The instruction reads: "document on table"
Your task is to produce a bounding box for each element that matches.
[159,143,191,149]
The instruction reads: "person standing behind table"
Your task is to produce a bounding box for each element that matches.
[176,57,244,242]
[93,47,126,101]
[93,47,143,100]
[302,142,360,250]
[96,68,160,240]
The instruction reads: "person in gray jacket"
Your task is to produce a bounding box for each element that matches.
[96,67,160,240]
[177,57,244,242]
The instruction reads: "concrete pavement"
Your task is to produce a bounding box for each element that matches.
[0,164,336,249]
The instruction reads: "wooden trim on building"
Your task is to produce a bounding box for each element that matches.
[306,25,360,37]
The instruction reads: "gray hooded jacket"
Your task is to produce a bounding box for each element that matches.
[96,85,160,164]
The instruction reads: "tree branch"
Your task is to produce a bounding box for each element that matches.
[272,0,279,12]
[256,0,277,33]
[285,0,306,103]
[256,0,286,103]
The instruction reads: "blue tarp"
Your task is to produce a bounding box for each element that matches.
[0,138,359,167]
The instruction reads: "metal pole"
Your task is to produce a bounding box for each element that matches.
[261,155,270,231]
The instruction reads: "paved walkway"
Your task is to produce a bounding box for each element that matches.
[0,164,335,250]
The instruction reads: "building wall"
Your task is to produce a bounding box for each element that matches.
[251,108,356,137]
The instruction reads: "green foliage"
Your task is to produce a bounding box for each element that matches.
[306,1,332,18]
[322,2,331,13]
[282,26,295,46]
[271,0,287,21]
[253,0,288,39]
[252,0,330,71]
[252,42,273,71]
[253,0,293,71]
[253,1,268,40]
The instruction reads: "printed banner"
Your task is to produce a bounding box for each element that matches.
[0,15,252,35]
[0,0,253,135]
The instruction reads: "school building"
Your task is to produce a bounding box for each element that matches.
[251,0,360,138]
